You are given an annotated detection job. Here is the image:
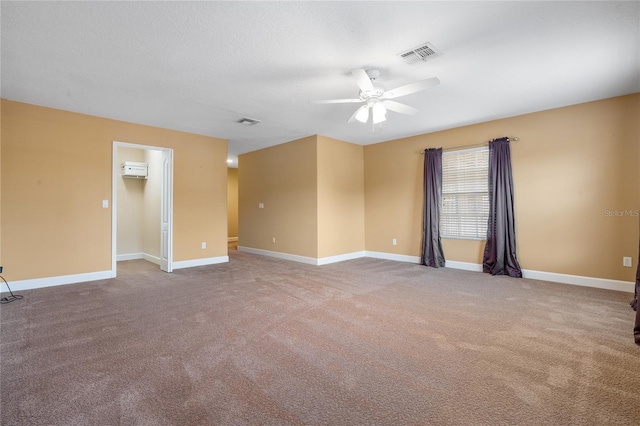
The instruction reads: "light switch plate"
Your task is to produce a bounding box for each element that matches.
[102,200,109,208]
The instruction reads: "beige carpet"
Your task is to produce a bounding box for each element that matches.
[1,249,639,425]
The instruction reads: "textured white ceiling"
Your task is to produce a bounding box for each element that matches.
[2,1,639,165]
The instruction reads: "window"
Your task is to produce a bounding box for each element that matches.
[441,147,489,239]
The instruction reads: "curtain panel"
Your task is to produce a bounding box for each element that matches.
[482,138,522,278]
[421,148,446,268]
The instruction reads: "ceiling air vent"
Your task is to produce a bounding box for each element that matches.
[237,117,261,126]
[398,42,442,65]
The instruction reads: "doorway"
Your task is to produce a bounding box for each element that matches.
[112,141,173,277]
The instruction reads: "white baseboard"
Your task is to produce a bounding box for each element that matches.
[143,253,161,265]
[116,253,143,261]
[227,237,238,242]
[238,246,318,265]
[364,251,421,264]
[3,255,228,292]
[521,268,634,293]
[445,260,483,272]
[116,252,160,265]
[135,253,225,269]
[3,270,114,292]
[172,256,229,269]
[442,260,634,293]
[317,251,366,265]
[4,252,632,295]
[238,247,368,266]
[360,252,634,293]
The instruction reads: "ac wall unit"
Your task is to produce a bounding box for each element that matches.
[121,161,148,179]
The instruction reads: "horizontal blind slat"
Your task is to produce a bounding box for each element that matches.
[440,147,489,239]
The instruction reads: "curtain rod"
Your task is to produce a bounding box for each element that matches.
[420,136,519,154]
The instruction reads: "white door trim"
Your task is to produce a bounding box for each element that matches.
[160,149,173,272]
[112,141,174,277]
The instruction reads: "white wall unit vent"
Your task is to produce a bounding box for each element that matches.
[121,161,148,179]
[237,117,261,126]
[398,42,442,64]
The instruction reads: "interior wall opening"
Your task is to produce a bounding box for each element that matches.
[116,146,162,269]
[113,143,172,275]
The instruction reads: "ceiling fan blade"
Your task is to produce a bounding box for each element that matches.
[348,104,369,123]
[383,77,440,99]
[351,68,375,94]
[311,98,364,104]
[383,100,419,115]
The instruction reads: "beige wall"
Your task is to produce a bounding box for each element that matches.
[1,99,228,281]
[116,147,146,256]
[364,93,640,282]
[317,136,365,258]
[3,94,637,283]
[0,100,3,265]
[227,168,238,239]
[142,149,162,258]
[238,136,318,258]
[239,135,365,260]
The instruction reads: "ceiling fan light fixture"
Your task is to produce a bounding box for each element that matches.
[355,105,370,123]
[372,102,387,124]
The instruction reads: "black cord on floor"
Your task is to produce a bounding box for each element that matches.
[0,274,23,304]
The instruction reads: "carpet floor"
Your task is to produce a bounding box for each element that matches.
[1,248,639,425]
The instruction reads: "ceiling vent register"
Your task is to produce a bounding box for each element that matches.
[399,42,442,64]
[237,117,262,126]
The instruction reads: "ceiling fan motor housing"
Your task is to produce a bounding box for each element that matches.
[360,86,386,100]
[359,69,385,99]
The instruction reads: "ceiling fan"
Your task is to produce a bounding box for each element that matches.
[312,69,440,125]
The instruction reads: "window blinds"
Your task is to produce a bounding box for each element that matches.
[441,147,489,239]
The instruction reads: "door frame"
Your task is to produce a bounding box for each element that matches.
[112,141,174,277]
[160,149,173,272]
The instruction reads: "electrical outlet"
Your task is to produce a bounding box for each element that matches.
[623,257,632,267]
[392,238,397,245]
[259,203,264,209]
[0,266,3,274]
[272,237,276,244]
[201,242,206,249]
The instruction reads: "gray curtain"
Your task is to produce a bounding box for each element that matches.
[482,138,522,277]
[633,216,639,345]
[421,148,445,268]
